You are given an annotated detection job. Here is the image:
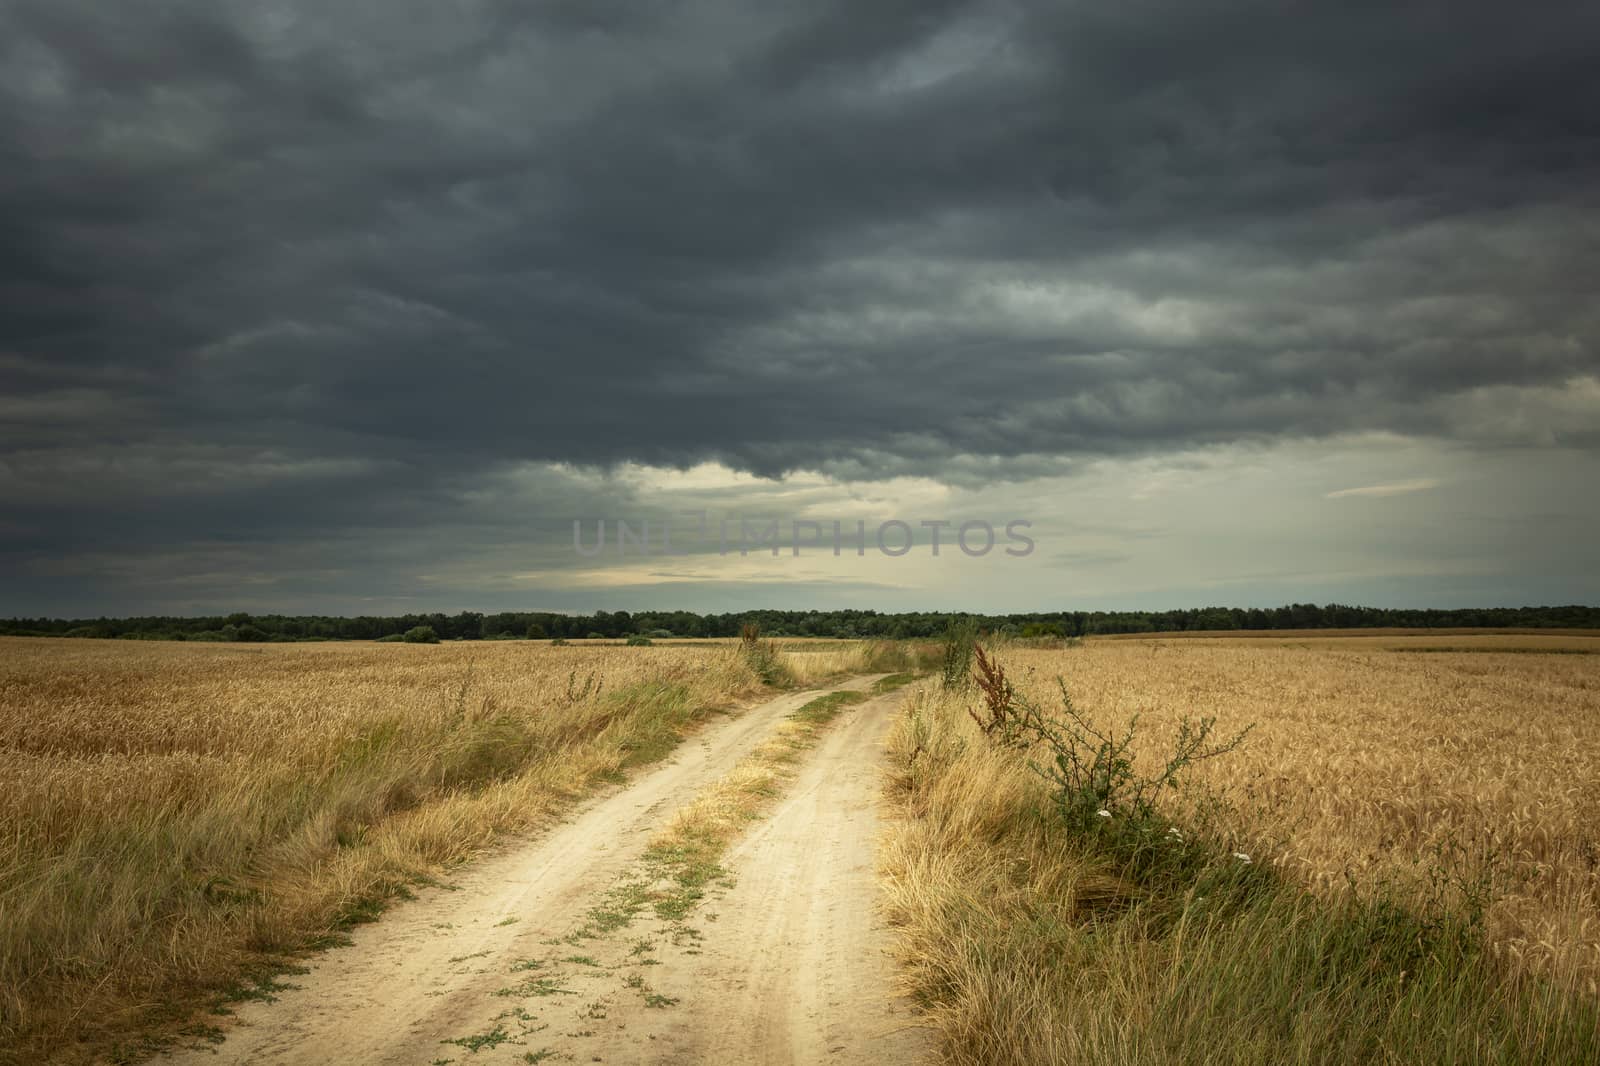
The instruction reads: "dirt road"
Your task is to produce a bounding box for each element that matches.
[164,679,930,1066]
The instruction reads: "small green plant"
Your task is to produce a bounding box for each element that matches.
[968,644,1251,831]
[562,669,602,704]
[178,1022,226,1047]
[441,1024,511,1052]
[940,618,978,691]
[403,625,440,644]
[1021,678,1251,832]
[626,635,653,646]
[217,970,303,1005]
[739,623,788,686]
[871,672,916,694]
[494,976,574,998]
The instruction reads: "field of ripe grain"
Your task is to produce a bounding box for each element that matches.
[884,633,1600,1065]
[1017,636,1600,991]
[0,636,878,1064]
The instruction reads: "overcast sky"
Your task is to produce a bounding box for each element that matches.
[3,0,1597,617]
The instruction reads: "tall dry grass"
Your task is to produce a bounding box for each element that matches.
[0,637,795,1064]
[776,637,939,686]
[883,636,1600,1064]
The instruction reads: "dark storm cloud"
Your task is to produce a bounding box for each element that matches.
[2,0,1598,610]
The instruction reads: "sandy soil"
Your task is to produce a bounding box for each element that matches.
[162,678,930,1066]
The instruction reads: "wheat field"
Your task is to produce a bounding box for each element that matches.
[8,632,1597,1063]
[995,636,1600,993]
[883,633,1600,1064]
[0,635,881,1064]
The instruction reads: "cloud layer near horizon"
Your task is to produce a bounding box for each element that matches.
[3,1,1597,614]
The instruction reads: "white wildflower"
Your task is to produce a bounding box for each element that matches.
[1233,852,1252,864]
[1096,809,1112,818]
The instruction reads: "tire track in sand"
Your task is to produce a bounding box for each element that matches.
[560,686,933,1066]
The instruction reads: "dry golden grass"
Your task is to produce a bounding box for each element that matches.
[881,635,1600,1064]
[0,636,839,1064]
[997,637,1600,994]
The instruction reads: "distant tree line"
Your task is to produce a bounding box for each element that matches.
[1,604,1596,643]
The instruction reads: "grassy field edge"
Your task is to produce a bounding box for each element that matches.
[2,639,924,1065]
[880,672,1600,1065]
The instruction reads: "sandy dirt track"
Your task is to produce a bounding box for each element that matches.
[162,679,930,1066]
